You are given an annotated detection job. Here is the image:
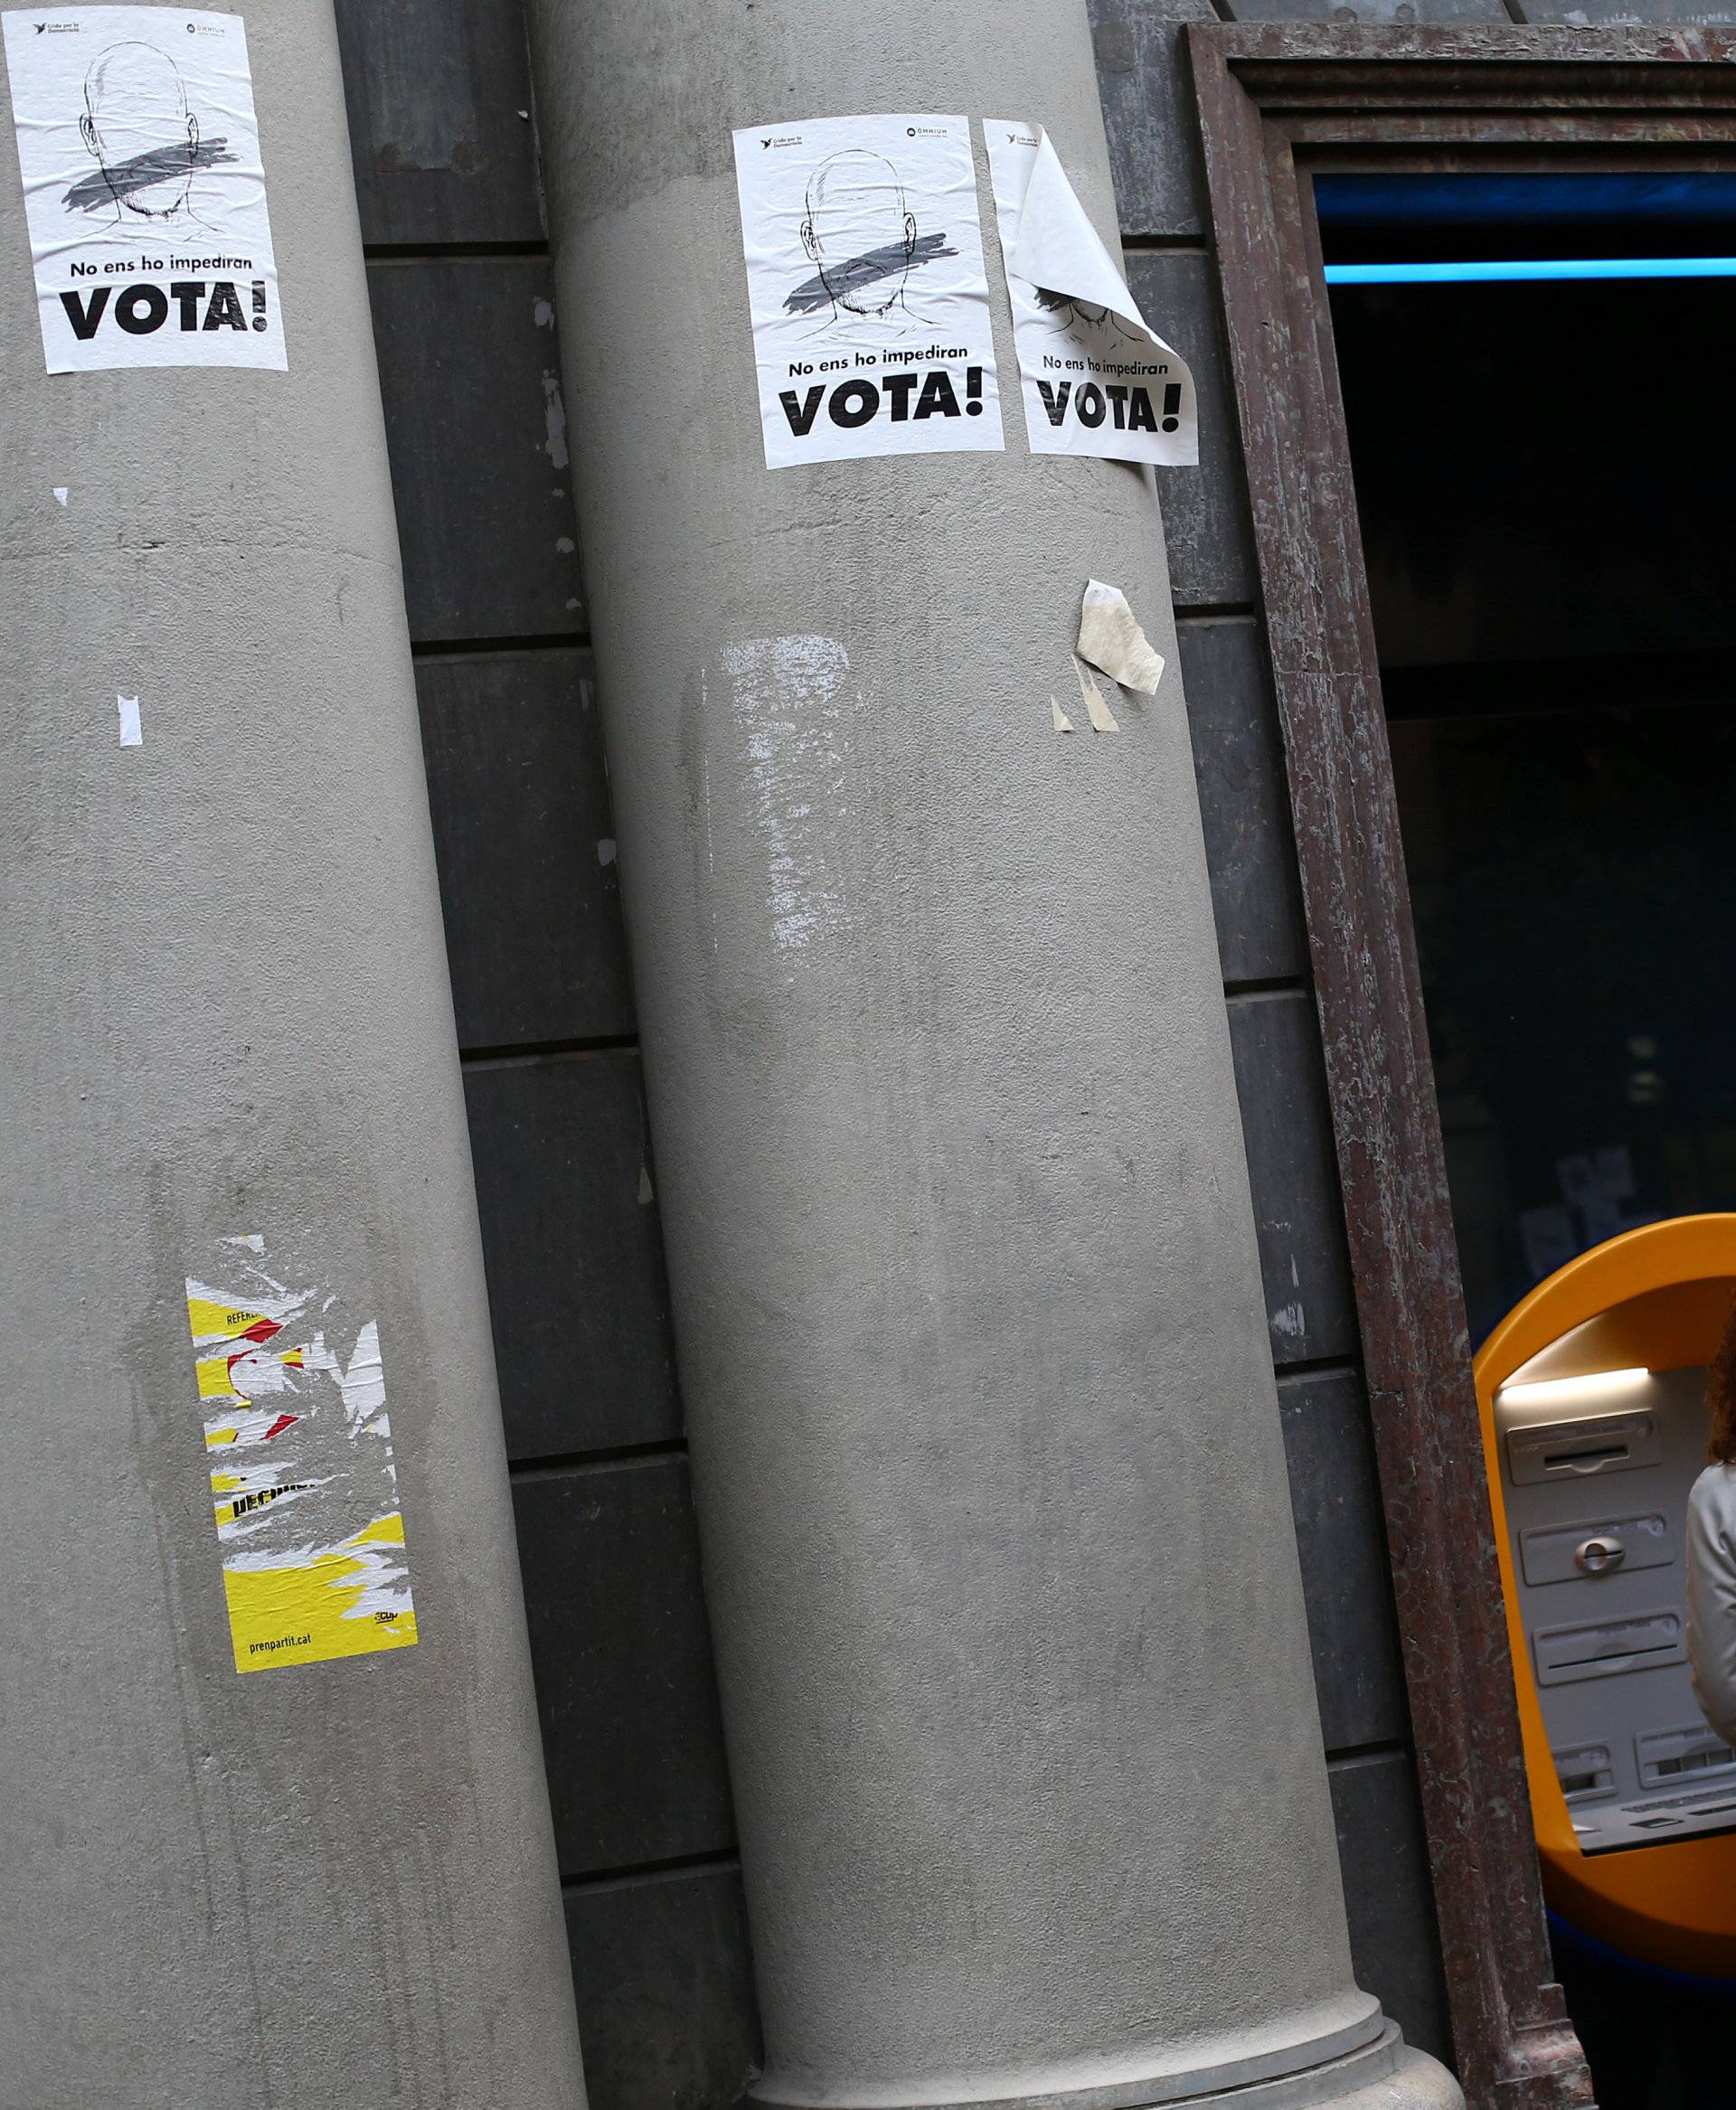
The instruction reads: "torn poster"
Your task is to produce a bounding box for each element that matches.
[1073,655,1119,732]
[1077,579,1165,695]
[3,8,286,373]
[186,1234,416,1673]
[986,123,1195,466]
[732,113,1003,469]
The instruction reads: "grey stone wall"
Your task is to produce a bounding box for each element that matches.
[334,7,757,2107]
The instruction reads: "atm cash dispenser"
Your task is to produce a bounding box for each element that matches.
[1475,1215,1736,1977]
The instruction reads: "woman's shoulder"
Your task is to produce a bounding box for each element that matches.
[1690,1462,1736,1526]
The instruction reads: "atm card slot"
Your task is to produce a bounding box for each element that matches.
[1505,1412,1661,1486]
[1636,1723,1736,1790]
[1552,1741,1616,1802]
[1533,1607,1684,1686]
[1519,1511,1673,1587]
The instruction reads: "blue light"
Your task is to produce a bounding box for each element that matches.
[1325,256,1736,285]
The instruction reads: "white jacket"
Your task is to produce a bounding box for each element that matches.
[1687,1462,1736,1749]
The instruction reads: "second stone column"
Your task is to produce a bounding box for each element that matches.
[525,5,1463,2106]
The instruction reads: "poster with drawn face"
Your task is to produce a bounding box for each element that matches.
[2,7,286,372]
[732,113,1003,470]
[986,121,1195,467]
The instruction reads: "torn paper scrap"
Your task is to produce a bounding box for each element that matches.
[986,122,1196,466]
[1077,580,1165,695]
[116,693,140,745]
[731,112,1004,469]
[1050,693,1076,733]
[1073,655,1119,733]
[2,8,287,375]
[187,1233,417,1673]
[52,486,68,506]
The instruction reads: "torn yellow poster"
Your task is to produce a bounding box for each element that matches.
[186,1233,417,1673]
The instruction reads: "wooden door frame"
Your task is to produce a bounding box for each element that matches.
[1187,23,1736,2110]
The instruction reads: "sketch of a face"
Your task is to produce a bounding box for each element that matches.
[1030,287,1147,353]
[73,42,207,223]
[796,150,919,320]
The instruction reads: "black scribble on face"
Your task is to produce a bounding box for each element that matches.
[791,149,956,322]
[1031,285,1148,353]
[785,230,957,316]
[69,40,234,221]
[63,135,237,214]
[1034,286,1111,329]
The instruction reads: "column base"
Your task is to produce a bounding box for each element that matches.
[751,2027,1463,2110]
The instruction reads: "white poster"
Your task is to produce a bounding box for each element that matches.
[986,122,1194,466]
[732,113,1003,470]
[3,7,286,373]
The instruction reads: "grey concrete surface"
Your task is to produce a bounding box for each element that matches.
[0,4,585,2104]
[525,2,1462,2106]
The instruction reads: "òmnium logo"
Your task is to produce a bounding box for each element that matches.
[34,21,81,32]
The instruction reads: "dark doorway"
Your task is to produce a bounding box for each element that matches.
[1321,169,1736,2110]
[1193,29,1736,2107]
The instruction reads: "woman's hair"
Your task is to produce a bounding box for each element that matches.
[1706,1294,1736,1466]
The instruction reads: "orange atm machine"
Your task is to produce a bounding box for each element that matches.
[1476,1215,1736,1980]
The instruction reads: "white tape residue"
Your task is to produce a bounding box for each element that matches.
[541,371,569,467]
[117,692,140,746]
[1072,655,1118,734]
[1077,580,1165,696]
[52,485,68,506]
[1050,693,1076,733]
[986,123,1196,466]
[716,633,858,950]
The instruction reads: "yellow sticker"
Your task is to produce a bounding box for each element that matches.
[188,1296,283,1345]
[195,1353,241,1399]
[196,1343,303,1399]
[185,1235,418,1674]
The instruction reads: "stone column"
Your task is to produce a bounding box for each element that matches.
[525,3,1460,2105]
[0,4,585,2103]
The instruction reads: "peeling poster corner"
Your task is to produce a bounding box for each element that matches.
[986,122,1196,466]
[1076,579,1165,696]
[186,1233,417,1673]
